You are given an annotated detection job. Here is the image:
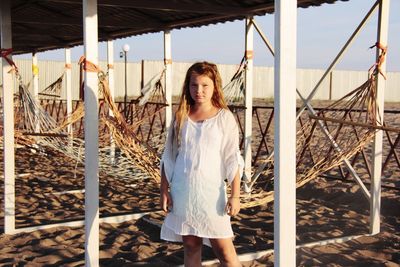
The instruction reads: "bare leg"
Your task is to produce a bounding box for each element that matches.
[209,238,241,267]
[182,235,203,267]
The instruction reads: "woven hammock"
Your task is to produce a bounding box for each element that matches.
[11,50,396,209]
[241,58,399,208]
[223,57,246,107]
[38,72,64,98]
[242,75,379,208]
[15,60,165,183]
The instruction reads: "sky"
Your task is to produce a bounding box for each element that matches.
[15,0,400,72]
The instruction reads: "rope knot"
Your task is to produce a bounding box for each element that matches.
[78,56,100,73]
[369,42,387,79]
[0,48,18,72]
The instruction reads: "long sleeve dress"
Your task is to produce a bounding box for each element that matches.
[160,108,244,246]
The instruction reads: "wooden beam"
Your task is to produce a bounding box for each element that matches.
[371,0,390,236]
[32,52,40,132]
[83,0,100,265]
[106,40,116,163]
[274,0,297,266]
[1,0,16,235]
[243,17,254,192]
[164,30,172,131]
[65,47,73,139]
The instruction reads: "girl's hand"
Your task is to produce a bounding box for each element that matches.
[225,197,240,216]
[160,190,173,213]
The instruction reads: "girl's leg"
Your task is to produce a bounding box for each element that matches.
[182,235,203,267]
[209,238,241,267]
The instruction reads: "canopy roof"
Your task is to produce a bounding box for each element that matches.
[10,0,347,54]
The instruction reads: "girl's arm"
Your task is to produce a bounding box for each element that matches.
[226,169,241,216]
[230,169,241,198]
[160,164,173,213]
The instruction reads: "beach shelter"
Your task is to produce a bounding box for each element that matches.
[1,0,390,266]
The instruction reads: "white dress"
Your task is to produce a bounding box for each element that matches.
[160,108,244,246]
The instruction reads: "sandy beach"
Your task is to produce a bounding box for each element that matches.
[0,102,399,266]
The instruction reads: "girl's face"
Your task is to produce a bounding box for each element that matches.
[189,73,215,106]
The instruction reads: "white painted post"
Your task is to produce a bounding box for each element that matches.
[32,52,40,132]
[164,30,172,130]
[243,17,254,192]
[370,0,390,235]
[1,0,15,235]
[65,48,73,139]
[274,0,297,266]
[83,0,99,266]
[107,40,116,163]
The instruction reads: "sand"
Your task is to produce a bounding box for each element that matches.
[0,102,399,266]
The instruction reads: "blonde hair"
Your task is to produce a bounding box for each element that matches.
[173,61,227,146]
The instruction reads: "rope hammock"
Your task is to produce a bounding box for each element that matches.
[223,57,246,107]
[15,57,165,183]
[38,72,65,98]
[5,44,398,209]
[129,68,169,144]
[241,43,397,208]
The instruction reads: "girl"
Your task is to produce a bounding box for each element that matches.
[160,61,244,267]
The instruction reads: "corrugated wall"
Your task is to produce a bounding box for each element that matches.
[1,59,399,102]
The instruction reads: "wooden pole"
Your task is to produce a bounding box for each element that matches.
[164,30,172,130]
[83,0,99,265]
[371,0,390,235]
[65,48,73,140]
[244,17,254,192]
[107,40,115,163]
[274,0,297,265]
[32,52,40,132]
[1,0,15,235]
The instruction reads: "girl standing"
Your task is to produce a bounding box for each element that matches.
[160,61,244,267]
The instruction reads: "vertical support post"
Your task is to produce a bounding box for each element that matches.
[107,40,116,163]
[122,44,130,119]
[32,53,39,98]
[65,48,73,139]
[83,0,99,266]
[329,71,333,101]
[164,30,172,130]
[32,52,40,132]
[1,0,15,235]
[274,0,297,266]
[370,0,390,235]
[141,59,145,89]
[243,17,254,192]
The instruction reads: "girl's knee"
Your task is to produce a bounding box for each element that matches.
[183,236,203,251]
[210,239,240,266]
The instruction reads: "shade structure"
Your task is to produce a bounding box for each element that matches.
[10,0,348,54]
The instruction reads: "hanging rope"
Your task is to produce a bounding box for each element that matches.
[0,48,18,72]
[369,42,387,79]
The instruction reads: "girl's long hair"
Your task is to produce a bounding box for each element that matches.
[173,61,228,146]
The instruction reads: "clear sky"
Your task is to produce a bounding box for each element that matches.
[16,0,400,72]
